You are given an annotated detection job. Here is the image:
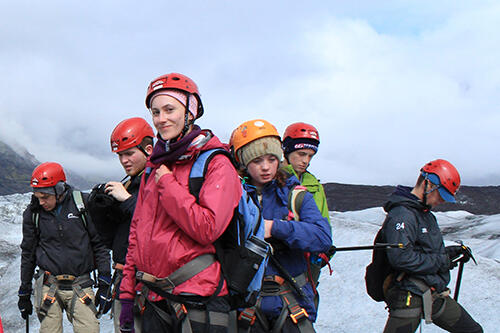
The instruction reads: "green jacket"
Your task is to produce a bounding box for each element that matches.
[283,164,331,224]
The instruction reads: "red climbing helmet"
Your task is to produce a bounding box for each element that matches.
[283,122,320,143]
[421,159,461,202]
[110,117,154,153]
[31,162,66,188]
[145,73,204,119]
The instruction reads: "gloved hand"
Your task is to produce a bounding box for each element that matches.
[119,298,135,333]
[18,291,32,319]
[327,245,337,258]
[95,275,113,315]
[445,245,471,269]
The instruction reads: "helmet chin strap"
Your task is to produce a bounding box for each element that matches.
[422,176,439,208]
[166,94,193,145]
[423,178,428,207]
[182,94,193,135]
[137,145,150,157]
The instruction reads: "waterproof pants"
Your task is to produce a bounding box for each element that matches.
[249,317,313,333]
[141,298,230,333]
[36,285,99,333]
[383,287,483,333]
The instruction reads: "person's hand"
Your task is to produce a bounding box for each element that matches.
[119,298,135,333]
[264,219,274,238]
[155,164,172,184]
[327,245,337,258]
[95,276,112,315]
[445,245,471,269]
[105,181,132,202]
[18,291,32,319]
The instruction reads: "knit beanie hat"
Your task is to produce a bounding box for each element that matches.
[282,137,319,156]
[149,89,199,119]
[238,136,283,168]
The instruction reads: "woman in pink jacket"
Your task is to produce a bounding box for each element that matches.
[119,73,241,333]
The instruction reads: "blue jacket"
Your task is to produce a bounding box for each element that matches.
[256,175,331,321]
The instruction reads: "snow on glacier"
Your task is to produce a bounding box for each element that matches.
[0,194,499,332]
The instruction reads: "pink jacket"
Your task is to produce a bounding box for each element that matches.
[120,132,241,301]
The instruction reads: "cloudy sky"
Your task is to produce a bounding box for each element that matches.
[1,1,499,186]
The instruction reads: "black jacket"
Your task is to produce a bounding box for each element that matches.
[382,186,450,294]
[20,185,111,291]
[89,175,141,264]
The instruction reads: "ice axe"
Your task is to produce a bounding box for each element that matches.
[26,315,29,333]
[453,241,477,301]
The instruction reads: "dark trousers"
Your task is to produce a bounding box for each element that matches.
[141,297,230,333]
[249,316,313,333]
[383,287,483,333]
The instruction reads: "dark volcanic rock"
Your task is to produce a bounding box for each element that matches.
[324,183,500,215]
[0,141,37,195]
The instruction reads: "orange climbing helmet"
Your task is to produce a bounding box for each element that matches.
[230,119,281,165]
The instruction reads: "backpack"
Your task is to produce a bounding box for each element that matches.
[286,184,308,222]
[87,183,123,249]
[286,183,332,296]
[189,148,271,308]
[364,225,394,302]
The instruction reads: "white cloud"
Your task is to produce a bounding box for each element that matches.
[1,1,499,185]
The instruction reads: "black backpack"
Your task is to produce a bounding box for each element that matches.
[87,183,123,249]
[364,225,394,302]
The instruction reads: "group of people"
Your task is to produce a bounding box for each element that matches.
[17,73,482,333]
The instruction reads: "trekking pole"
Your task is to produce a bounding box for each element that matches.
[26,316,29,333]
[327,243,404,257]
[333,243,404,252]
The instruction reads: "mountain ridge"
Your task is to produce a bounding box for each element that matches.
[1,140,499,214]
[0,140,93,194]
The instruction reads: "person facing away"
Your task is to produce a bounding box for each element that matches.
[18,162,111,333]
[230,119,332,333]
[88,117,154,332]
[381,159,482,333]
[118,73,241,333]
[281,122,330,224]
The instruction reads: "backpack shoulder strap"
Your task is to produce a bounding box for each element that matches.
[72,190,89,228]
[32,211,40,230]
[287,185,308,221]
[188,148,232,202]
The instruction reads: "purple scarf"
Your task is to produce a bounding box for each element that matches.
[150,125,202,165]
